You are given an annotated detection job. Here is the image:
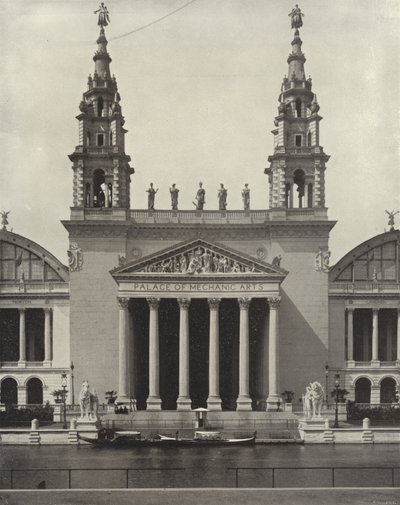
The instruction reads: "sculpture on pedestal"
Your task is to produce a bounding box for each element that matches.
[94,2,110,27]
[218,184,228,210]
[79,380,99,420]
[288,4,304,30]
[303,381,324,418]
[242,184,250,210]
[170,184,179,210]
[146,183,158,210]
[0,210,10,231]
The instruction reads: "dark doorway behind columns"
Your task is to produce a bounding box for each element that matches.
[355,377,371,403]
[131,299,149,410]
[189,299,209,409]
[0,309,19,361]
[26,309,44,361]
[159,299,179,410]
[219,299,239,410]
[250,298,268,410]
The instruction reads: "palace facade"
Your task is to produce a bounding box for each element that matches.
[0,12,398,412]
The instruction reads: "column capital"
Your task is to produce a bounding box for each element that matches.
[372,307,379,314]
[177,298,191,310]
[238,297,251,310]
[43,307,52,314]
[346,307,355,313]
[208,298,221,310]
[268,296,281,309]
[147,297,160,310]
[117,297,130,309]
[18,307,26,313]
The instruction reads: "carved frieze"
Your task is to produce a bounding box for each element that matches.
[315,249,331,273]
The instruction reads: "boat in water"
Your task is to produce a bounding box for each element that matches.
[78,429,256,447]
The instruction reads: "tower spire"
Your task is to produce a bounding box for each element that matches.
[265,6,329,212]
[68,5,134,215]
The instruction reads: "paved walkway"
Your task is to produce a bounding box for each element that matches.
[1,488,399,505]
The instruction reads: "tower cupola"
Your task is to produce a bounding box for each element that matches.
[265,6,329,211]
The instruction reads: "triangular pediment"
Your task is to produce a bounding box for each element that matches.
[111,239,287,278]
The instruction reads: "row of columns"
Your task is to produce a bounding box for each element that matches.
[117,296,281,411]
[17,308,52,366]
[346,308,400,362]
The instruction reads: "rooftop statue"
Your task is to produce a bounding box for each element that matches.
[146,183,158,210]
[242,184,250,210]
[1,210,10,231]
[193,182,205,211]
[288,4,304,30]
[94,2,110,27]
[170,184,179,210]
[218,184,227,211]
[385,210,399,231]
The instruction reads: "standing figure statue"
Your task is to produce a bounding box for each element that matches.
[303,381,324,418]
[1,210,10,231]
[146,183,158,210]
[94,3,110,27]
[218,183,227,211]
[170,184,179,210]
[288,4,304,30]
[193,182,206,210]
[242,184,250,210]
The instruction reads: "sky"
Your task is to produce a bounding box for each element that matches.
[0,0,399,264]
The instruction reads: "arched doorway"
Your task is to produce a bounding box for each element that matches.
[1,377,18,405]
[27,378,43,405]
[355,377,371,403]
[380,377,396,403]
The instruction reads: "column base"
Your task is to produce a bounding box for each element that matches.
[17,361,27,368]
[396,360,400,367]
[370,360,380,367]
[236,395,252,411]
[146,396,162,411]
[266,395,282,412]
[115,395,130,406]
[42,360,52,368]
[207,396,222,411]
[177,397,192,411]
[346,360,355,368]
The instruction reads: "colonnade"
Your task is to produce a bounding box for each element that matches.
[346,307,400,363]
[15,308,52,365]
[117,296,281,411]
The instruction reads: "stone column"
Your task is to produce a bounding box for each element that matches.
[207,298,222,410]
[266,297,281,411]
[372,308,379,364]
[396,309,400,364]
[236,298,252,411]
[43,308,52,366]
[116,297,130,404]
[289,184,294,208]
[347,308,354,363]
[177,298,191,410]
[147,297,162,410]
[18,308,26,366]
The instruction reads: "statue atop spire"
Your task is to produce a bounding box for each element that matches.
[94,3,110,28]
[288,4,304,30]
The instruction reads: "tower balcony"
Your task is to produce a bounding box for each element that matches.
[273,146,324,156]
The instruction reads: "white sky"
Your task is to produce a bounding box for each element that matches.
[0,0,399,264]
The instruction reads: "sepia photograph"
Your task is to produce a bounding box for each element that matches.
[0,1,399,504]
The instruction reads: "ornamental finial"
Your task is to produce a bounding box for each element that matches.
[94,3,110,28]
[1,210,10,231]
[288,4,304,30]
[385,210,399,232]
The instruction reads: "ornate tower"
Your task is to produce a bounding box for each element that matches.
[266,10,329,211]
[69,25,134,217]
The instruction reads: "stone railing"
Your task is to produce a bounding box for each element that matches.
[0,281,68,295]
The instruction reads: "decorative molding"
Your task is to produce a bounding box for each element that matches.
[177,298,191,310]
[130,247,142,259]
[238,297,251,310]
[147,297,160,309]
[117,297,129,309]
[207,298,221,310]
[315,249,330,273]
[256,247,267,260]
[67,242,83,272]
[268,296,281,309]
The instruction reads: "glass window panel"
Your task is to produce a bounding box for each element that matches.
[15,247,29,260]
[382,242,396,259]
[336,264,352,281]
[45,264,61,281]
[2,243,15,259]
[2,259,15,279]
[354,260,368,280]
[17,260,30,280]
[371,246,381,259]
[31,260,44,280]
[358,252,368,260]
[369,260,382,280]
[382,261,396,280]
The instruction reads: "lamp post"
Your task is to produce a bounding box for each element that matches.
[61,372,68,430]
[325,363,329,406]
[70,362,75,408]
[333,373,340,429]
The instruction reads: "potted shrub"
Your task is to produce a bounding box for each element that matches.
[330,388,349,403]
[51,389,64,404]
[282,390,294,403]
